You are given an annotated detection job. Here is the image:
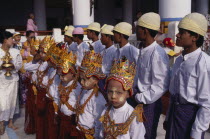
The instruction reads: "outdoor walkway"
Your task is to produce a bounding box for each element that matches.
[0,108,210,139]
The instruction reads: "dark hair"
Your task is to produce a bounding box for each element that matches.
[28,13,34,19]
[188,30,204,47]
[0,31,13,43]
[73,34,84,40]
[139,26,158,38]
[105,34,114,41]
[89,30,100,36]
[26,30,35,37]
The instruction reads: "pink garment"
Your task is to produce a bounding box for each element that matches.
[27,19,38,31]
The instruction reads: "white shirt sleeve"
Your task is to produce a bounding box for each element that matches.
[191,66,210,139]
[93,94,106,138]
[129,117,145,139]
[135,52,170,104]
[24,61,40,72]
[12,53,22,73]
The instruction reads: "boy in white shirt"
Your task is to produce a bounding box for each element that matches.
[98,56,145,139]
[76,50,107,138]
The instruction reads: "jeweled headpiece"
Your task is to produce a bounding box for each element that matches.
[79,50,106,79]
[106,56,136,96]
[59,50,77,74]
[40,36,55,53]
[46,43,64,65]
[30,38,40,50]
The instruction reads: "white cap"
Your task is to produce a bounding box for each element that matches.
[87,22,101,32]
[101,24,114,35]
[64,25,75,37]
[137,12,160,31]
[113,22,132,36]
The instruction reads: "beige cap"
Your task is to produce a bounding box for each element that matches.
[113,22,132,36]
[87,22,101,32]
[178,13,207,36]
[137,12,160,31]
[101,24,114,35]
[13,32,21,37]
[64,25,75,37]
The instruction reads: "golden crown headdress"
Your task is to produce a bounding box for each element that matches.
[59,50,77,74]
[80,49,106,79]
[106,56,136,96]
[40,36,55,53]
[30,38,40,50]
[46,43,64,65]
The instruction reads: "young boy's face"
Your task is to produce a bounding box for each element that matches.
[107,79,129,109]
[39,48,47,61]
[79,71,98,90]
[100,34,108,45]
[64,35,72,43]
[59,70,75,84]
[14,35,21,42]
[87,30,93,40]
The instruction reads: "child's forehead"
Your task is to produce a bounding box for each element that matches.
[107,79,124,89]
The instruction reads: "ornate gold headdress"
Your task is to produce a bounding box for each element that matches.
[30,38,40,50]
[40,36,55,53]
[106,56,136,96]
[80,49,105,79]
[46,43,64,65]
[59,50,77,74]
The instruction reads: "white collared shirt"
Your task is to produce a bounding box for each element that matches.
[101,45,117,75]
[0,48,22,82]
[74,42,89,67]
[92,40,105,53]
[169,48,210,139]
[77,89,106,137]
[114,43,139,64]
[99,102,145,139]
[66,42,78,53]
[135,41,170,104]
[59,81,82,116]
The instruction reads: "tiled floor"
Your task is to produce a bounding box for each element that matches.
[0,108,210,139]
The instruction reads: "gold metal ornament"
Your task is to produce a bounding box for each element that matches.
[106,56,136,91]
[1,51,13,77]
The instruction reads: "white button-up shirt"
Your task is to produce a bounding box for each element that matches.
[99,102,145,139]
[66,42,77,53]
[135,41,170,104]
[77,89,106,138]
[114,43,139,64]
[101,45,117,75]
[92,40,105,54]
[71,42,89,67]
[169,48,210,139]
[59,81,82,116]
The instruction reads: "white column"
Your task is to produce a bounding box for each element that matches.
[53,28,62,43]
[123,0,132,24]
[196,0,209,16]
[72,0,94,27]
[159,0,191,21]
[34,0,47,30]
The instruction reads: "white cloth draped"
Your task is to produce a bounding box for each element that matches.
[0,48,22,121]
